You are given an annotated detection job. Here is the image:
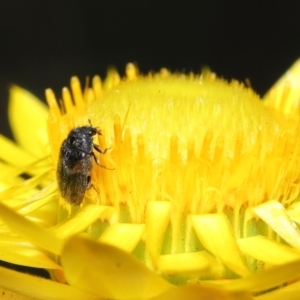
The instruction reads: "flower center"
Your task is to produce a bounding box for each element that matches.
[46,69,300,280]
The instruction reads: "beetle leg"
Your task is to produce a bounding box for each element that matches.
[92,183,99,193]
[91,151,99,164]
[93,143,109,155]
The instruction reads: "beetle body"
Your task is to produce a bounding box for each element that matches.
[57,123,105,205]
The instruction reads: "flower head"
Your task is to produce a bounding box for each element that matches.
[1,61,300,299]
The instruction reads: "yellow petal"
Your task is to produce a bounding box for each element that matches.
[224,260,300,293]
[0,161,24,187]
[0,265,97,300]
[98,223,145,253]
[8,85,49,157]
[0,202,63,255]
[149,283,252,300]
[0,172,50,202]
[0,134,35,166]
[255,280,300,300]
[0,234,61,269]
[158,251,224,277]
[0,287,32,300]
[61,235,172,299]
[16,190,55,213]
[51,204,113,239]
[145,201,171,266]
[238,235,300,265]
[253,201,300,250]
[191,214,250,277]
[0,177,58,228]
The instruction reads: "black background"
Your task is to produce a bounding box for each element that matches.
[0,1,299,139]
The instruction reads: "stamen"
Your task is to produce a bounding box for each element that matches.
[114,115,122,148]
[45,89,60,116]
[62,87,74,113]
[70,77,84,108]
[126,63,138,81]
[92,75,102,99]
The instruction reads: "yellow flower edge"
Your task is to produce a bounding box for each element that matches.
[264,58,300,115]
[0,62,300,299]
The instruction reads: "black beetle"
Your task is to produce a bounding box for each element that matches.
[57,120,107,205]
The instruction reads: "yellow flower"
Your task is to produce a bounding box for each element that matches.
[1,61,300,299]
